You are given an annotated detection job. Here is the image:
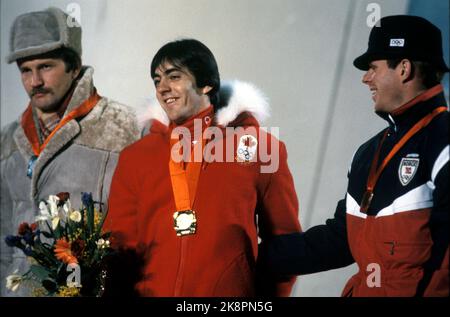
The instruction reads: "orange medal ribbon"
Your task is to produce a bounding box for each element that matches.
[169,122,210,236]
[360,106,447,213]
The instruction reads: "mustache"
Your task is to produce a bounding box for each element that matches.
[31,87,52,97]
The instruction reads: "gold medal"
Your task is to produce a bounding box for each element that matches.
[173,210,197,236]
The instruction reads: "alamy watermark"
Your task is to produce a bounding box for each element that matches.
[66,3,81,27]
[66,263,81,288]
[366,263,381,288]
[366,3,381,27]
[170,119,280,173]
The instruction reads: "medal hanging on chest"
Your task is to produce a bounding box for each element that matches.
[169,125,209,237]
[173,210,197,236]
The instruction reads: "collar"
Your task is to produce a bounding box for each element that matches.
[168,105,214,139]
[376,84,447,133]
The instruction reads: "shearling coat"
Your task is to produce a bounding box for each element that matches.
[0,66,140,296]
[105,81,301,297]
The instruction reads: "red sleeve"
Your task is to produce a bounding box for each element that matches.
[105,149,139,249]
[103,149,145,296]
[257,140,302,296]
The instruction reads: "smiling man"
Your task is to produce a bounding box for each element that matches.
[105,39,301,296]
[153,61,212,125]
[260,15,449,297]
[0,7,140,296]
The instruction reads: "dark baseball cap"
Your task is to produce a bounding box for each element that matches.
[353,15,449,72]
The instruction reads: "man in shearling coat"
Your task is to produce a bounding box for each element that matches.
[0,7,140,296]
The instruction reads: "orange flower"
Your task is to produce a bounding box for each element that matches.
[54,239,78,264]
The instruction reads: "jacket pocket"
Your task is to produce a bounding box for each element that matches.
[376,241,432,268]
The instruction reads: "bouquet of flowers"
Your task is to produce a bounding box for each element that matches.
[4,192,113,297]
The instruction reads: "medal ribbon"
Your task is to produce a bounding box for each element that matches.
[168,122,210,213]
[168,141,204,212]
[361,106,447,213]
[21,90,101,156]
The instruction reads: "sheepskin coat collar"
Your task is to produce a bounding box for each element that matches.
[10,66,136,155]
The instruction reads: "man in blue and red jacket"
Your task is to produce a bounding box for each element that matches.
[260,15,449,297]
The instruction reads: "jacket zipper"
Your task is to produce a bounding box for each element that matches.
[174,237,188,296]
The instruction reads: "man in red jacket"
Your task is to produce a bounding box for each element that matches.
[105,39,301,296]
[260,15,449,297]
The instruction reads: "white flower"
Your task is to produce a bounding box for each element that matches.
[35,195,61,230]
[69,210,82,223]
[63,199,72,214]
[63,199,81,223]
[96,239,110,249]
[6,270,22,292]
[47,195,60,215]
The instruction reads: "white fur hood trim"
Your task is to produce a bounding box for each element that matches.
[140,80,270,128]
[216,80,270,126]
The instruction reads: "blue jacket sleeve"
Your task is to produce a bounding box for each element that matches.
[259,198,354,276]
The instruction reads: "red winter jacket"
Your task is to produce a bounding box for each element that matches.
[105,81,301,296]
[261,85,448,297]
[342,85,449,296]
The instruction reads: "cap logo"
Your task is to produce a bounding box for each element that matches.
[390,39,405,47]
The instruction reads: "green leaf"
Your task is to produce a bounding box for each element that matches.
[41,231,53,239]
[96,212,107,236]
[80,208,86,240]
[45,221,55,235]
[87,204,94,236]
[29,264,51,281]
[56,262,68,284]
[54,225,63,240]
[67,220,74,238]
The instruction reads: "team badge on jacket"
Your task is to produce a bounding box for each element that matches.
[398,155,420,186]
[236,134,258,163]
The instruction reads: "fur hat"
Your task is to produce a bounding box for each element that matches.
[6,7,82,64]
[354,15,449,72]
